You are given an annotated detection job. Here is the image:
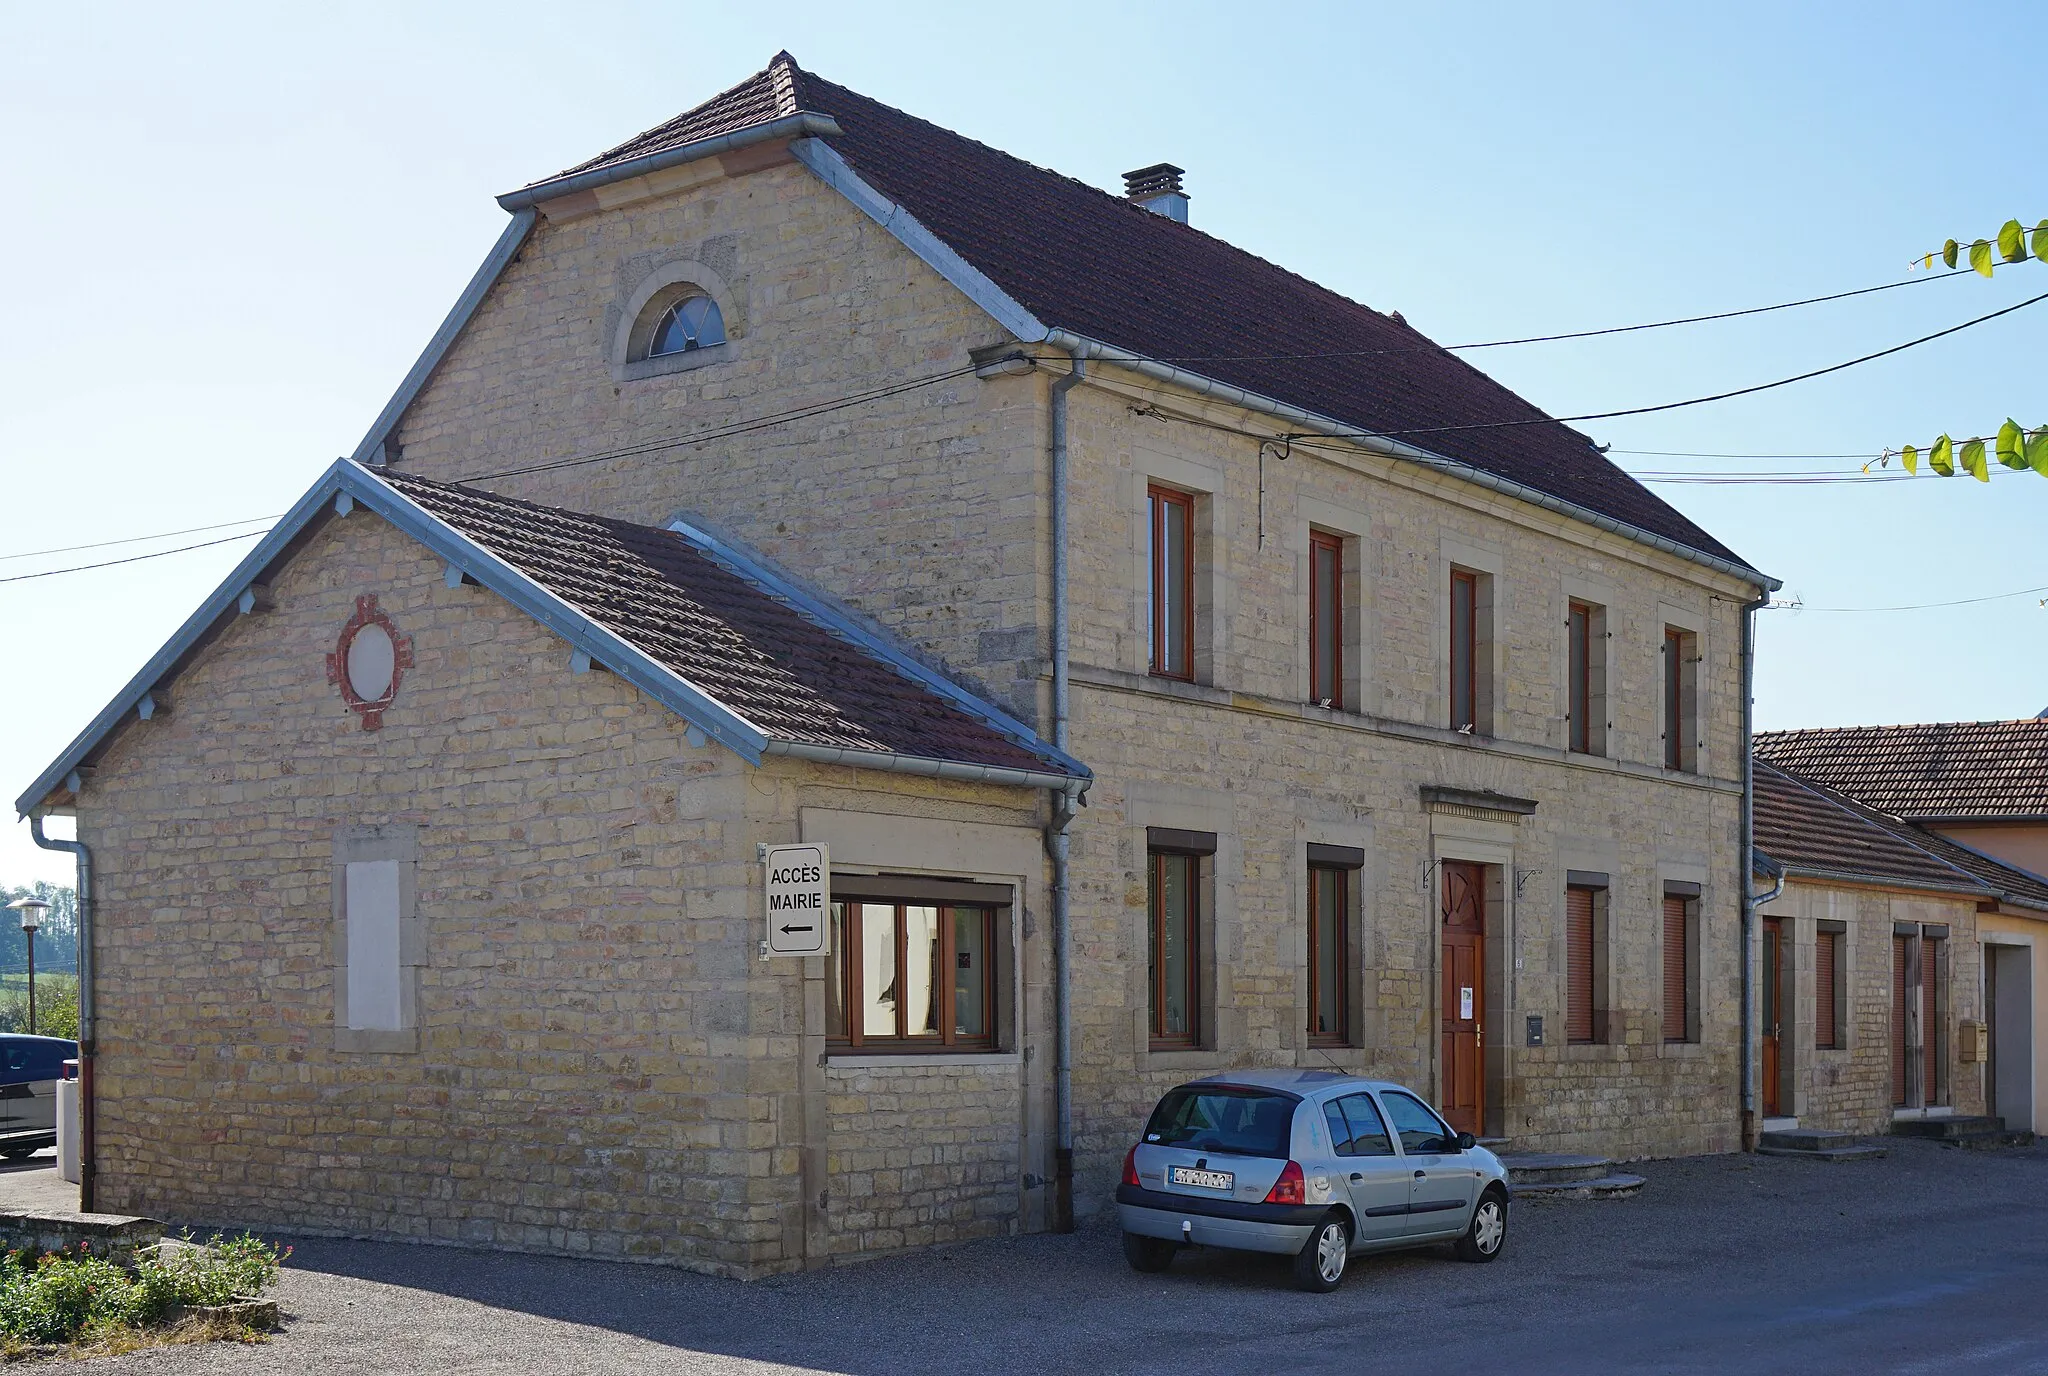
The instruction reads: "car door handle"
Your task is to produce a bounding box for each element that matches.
[1349,1173,1363,1182]
[1413,1170,1426,1179]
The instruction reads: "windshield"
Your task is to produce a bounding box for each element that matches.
[1143,1086,1296,1159]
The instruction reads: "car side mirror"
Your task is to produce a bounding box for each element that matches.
[1456,1132,1476,1151]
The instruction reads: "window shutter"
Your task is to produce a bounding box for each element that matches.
[1814,930,1838,1049]
[1662,894,1690,1042]
[1566,886,1595,1043]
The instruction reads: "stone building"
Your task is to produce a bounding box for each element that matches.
[1760,724,2048,1137]
[20,53,1774,1276]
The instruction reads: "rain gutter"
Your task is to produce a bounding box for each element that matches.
[28,815,93,1213]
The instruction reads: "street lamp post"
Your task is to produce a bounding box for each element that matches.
[6,899,47,1036]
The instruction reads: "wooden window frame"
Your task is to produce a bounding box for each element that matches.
[1565,881,1609,1045]
[827,899,999,1052]
[1662,889,1697,1044]
[1815,921,1845,1050]
[1567,601,1592,754]
[1147,485,1195,682]
[1309,530,1344,709]
[1306,862,1351,1047]
[1149,848,1202,1048]
[1450,568,1479,732]
[1662,627,1697,772]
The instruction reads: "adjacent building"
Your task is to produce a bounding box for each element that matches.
[1759,723,2048,1137]
[19,53,1774,1277]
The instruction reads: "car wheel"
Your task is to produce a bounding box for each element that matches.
[1454,1188,1508,1263]
[1291,1212,1350,1292]
[1121,1230,1178,1273]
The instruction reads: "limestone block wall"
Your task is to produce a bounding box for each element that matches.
[1763,882,1984,1135]
[389,156,1049,723]
[75,512,792,1276]
[819,1059,1023,1256]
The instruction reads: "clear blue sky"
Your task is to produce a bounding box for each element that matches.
[6,1,2044,883]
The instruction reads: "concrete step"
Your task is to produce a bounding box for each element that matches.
[1891,1115,2022,1147]
[1757,1128,1886,1162]
[1509,1173,1646,1201]
[1497,1153,1614,1186]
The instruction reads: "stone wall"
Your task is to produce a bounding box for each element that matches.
[1761,881,1984,1135]
[389,153,1049,725]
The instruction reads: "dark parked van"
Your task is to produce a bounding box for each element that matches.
[0,1036,76,1160]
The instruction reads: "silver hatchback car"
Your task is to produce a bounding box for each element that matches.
[1116,1070,1511,1291]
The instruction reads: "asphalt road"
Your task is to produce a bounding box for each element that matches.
[36,1137,2048,1374]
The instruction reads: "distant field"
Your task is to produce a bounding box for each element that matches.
[0,973,77,995]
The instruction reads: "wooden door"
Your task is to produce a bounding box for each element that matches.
[1440,861,1486,1135]
[1891,934,1913,1107]
[1761,918,1783,1117]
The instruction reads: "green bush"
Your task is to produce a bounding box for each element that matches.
[0,980,80,1040]
[0,1233,286,1344]
[0,1249,133,1344]
[129,1234,286,1324]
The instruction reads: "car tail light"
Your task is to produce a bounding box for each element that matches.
[1263,1160,1305,1205]
[1122,1146,1142,1188]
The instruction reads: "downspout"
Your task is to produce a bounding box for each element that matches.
[29,814,93,1213]
[1048,353,1086,1232]
[1738,592,1774,1152]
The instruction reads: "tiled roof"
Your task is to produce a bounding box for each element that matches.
[1756,720,2048,820]
[379,471,1072,777]
[1752,762,1988,894]
[538,55,1753,573]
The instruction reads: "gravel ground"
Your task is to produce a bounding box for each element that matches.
[41,1138,2048,1375]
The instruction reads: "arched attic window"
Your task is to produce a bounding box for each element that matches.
[614,262,737,382]
[649,293,726,356]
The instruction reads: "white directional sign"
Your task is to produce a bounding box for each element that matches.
[762,843,829,956]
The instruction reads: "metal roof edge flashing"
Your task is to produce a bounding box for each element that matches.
[1772,861,1993,899]
[348,209,538,467]
[763,740,1084,794]
[1041,329,1780,595]
[500,113,843,211]
[666,516,1090,783]
[789,137,1049,345]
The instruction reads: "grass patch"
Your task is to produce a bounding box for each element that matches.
[0,1233,287,1359]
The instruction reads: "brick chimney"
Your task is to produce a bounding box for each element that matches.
[1123,164,1189,223]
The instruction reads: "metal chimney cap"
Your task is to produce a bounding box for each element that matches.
[1123,163,1186,199]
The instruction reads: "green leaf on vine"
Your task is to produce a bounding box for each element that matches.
[2000,220,2029,263]
[1930,435,1955,476]
[1901,445,1919,475]
[1961,438,1990,480]
[2030,428,2048,477]
[1969,240,1997,276]
[1944,239,1961,269]
[1998,420,2030,469]
[2036,222,2048,264]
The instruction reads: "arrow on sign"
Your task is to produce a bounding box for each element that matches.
[780,925,815,936]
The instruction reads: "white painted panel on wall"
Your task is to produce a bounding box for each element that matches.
[345,860,402,1030]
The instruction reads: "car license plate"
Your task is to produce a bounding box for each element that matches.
[1170,1165,1234,1191]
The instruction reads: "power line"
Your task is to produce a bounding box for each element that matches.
[1154,264,1986,364]
[1356,287,2048,442]
[0,531,266,586]
[1770,582,2048,613]
[0,515,282,565]
[457,365,983,484]
[1609,448,1884,460]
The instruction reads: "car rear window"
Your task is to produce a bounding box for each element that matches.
[1143,1086,1296,1160]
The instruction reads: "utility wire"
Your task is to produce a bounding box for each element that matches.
[14,280,2042,573]
[0,531,266,585]
[0,515,282,564]
[1347,288,2048,442]
[1154,264,1986,363]
[457,365,982,484]
[1771,582,2048,613]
